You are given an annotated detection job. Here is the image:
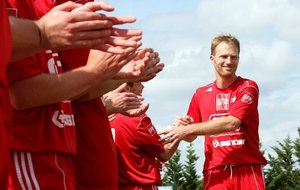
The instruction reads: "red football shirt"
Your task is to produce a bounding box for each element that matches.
[110,113,165,186]
[72,99,118,190]
[0,0,12,187]
[5,0,76,154]
[187,77,267,171]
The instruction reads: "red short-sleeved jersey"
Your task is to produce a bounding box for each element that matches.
[0,0,12,187]
[35,1,117,188]
[110,113,165,186]
[5,0,76,154]
[72,99,118,190]
[54,0,117,186]
[187,76,267,171]
[59,49,118,189]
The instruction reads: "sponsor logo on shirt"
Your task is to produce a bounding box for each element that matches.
[206,87,213,92]
[212,139,245,148]
[241,92,254,104]
[46,50,62,74]
[231,96,236,103]
[147,124,157,136]
[46,50,75,128]
[216,93,230,110]
[52,110,75,128]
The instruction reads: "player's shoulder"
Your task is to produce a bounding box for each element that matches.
[194,81,215,95]
[236,77,259,93]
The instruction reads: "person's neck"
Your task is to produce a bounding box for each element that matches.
[216,75,238,89]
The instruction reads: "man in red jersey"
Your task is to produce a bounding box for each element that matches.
[160,34,267,190]
[110,82,179,190]
[5,0,144,189]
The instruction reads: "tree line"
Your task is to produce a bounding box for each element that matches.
[161,127,300,190]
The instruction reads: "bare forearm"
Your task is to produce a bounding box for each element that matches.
[9,17,42,61]
[9,67,99,110]
[75,79,127,102]
[188,116,241,136]
[158,141,180,162]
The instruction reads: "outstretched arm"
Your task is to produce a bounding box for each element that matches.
[9,1,142,61]
[160,116,241,149]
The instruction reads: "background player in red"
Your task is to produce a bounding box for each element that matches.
[110,82,179,190]
[5,1,144,189]
[160,34,267,190]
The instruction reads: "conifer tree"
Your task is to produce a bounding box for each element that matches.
[265,128,300,190]
[162,149,184,189]
[182,143,202,190]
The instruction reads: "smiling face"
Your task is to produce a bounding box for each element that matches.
[210,41,239,79]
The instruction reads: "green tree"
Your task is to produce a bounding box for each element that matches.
[162,149,184,189]
[265,127,300,190]
[182,143,202,190]
[293,127,300,189]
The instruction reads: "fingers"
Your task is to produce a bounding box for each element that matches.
[107,16,136,25]
[111,28,143,37]
[138,63,165,82]
[51,1,81,12]
[74,29,112,40]
[93,43,126,54]
[113,83,128,93]
[105,37,140,48]
[168,139,180,150]
[173,115,194,126]
[137,95,144,101]
[71,2,114,12]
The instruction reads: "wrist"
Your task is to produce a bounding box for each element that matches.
[34,20,46,49]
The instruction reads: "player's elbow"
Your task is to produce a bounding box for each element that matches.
[157,153,171,163]
[9,97,31,110]
[225,116,242,132]
[184,135,197,142]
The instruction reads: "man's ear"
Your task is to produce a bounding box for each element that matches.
[210,55,214,62]
[124,86,131,92]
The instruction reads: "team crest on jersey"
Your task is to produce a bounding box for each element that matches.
[241,92,254,104]
[216,93,230,110]
[147,124,157,136]
[7,8,18,17]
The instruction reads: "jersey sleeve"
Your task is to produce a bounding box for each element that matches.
[187,91,202,123]
[6,56,43,83]
[6,0,42,83]
[136,116,165,158]
[230,81,259,123]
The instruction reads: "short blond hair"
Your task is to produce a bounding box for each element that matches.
[211,34,240,55]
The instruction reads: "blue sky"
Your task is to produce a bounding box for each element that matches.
[104,0,300,176]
